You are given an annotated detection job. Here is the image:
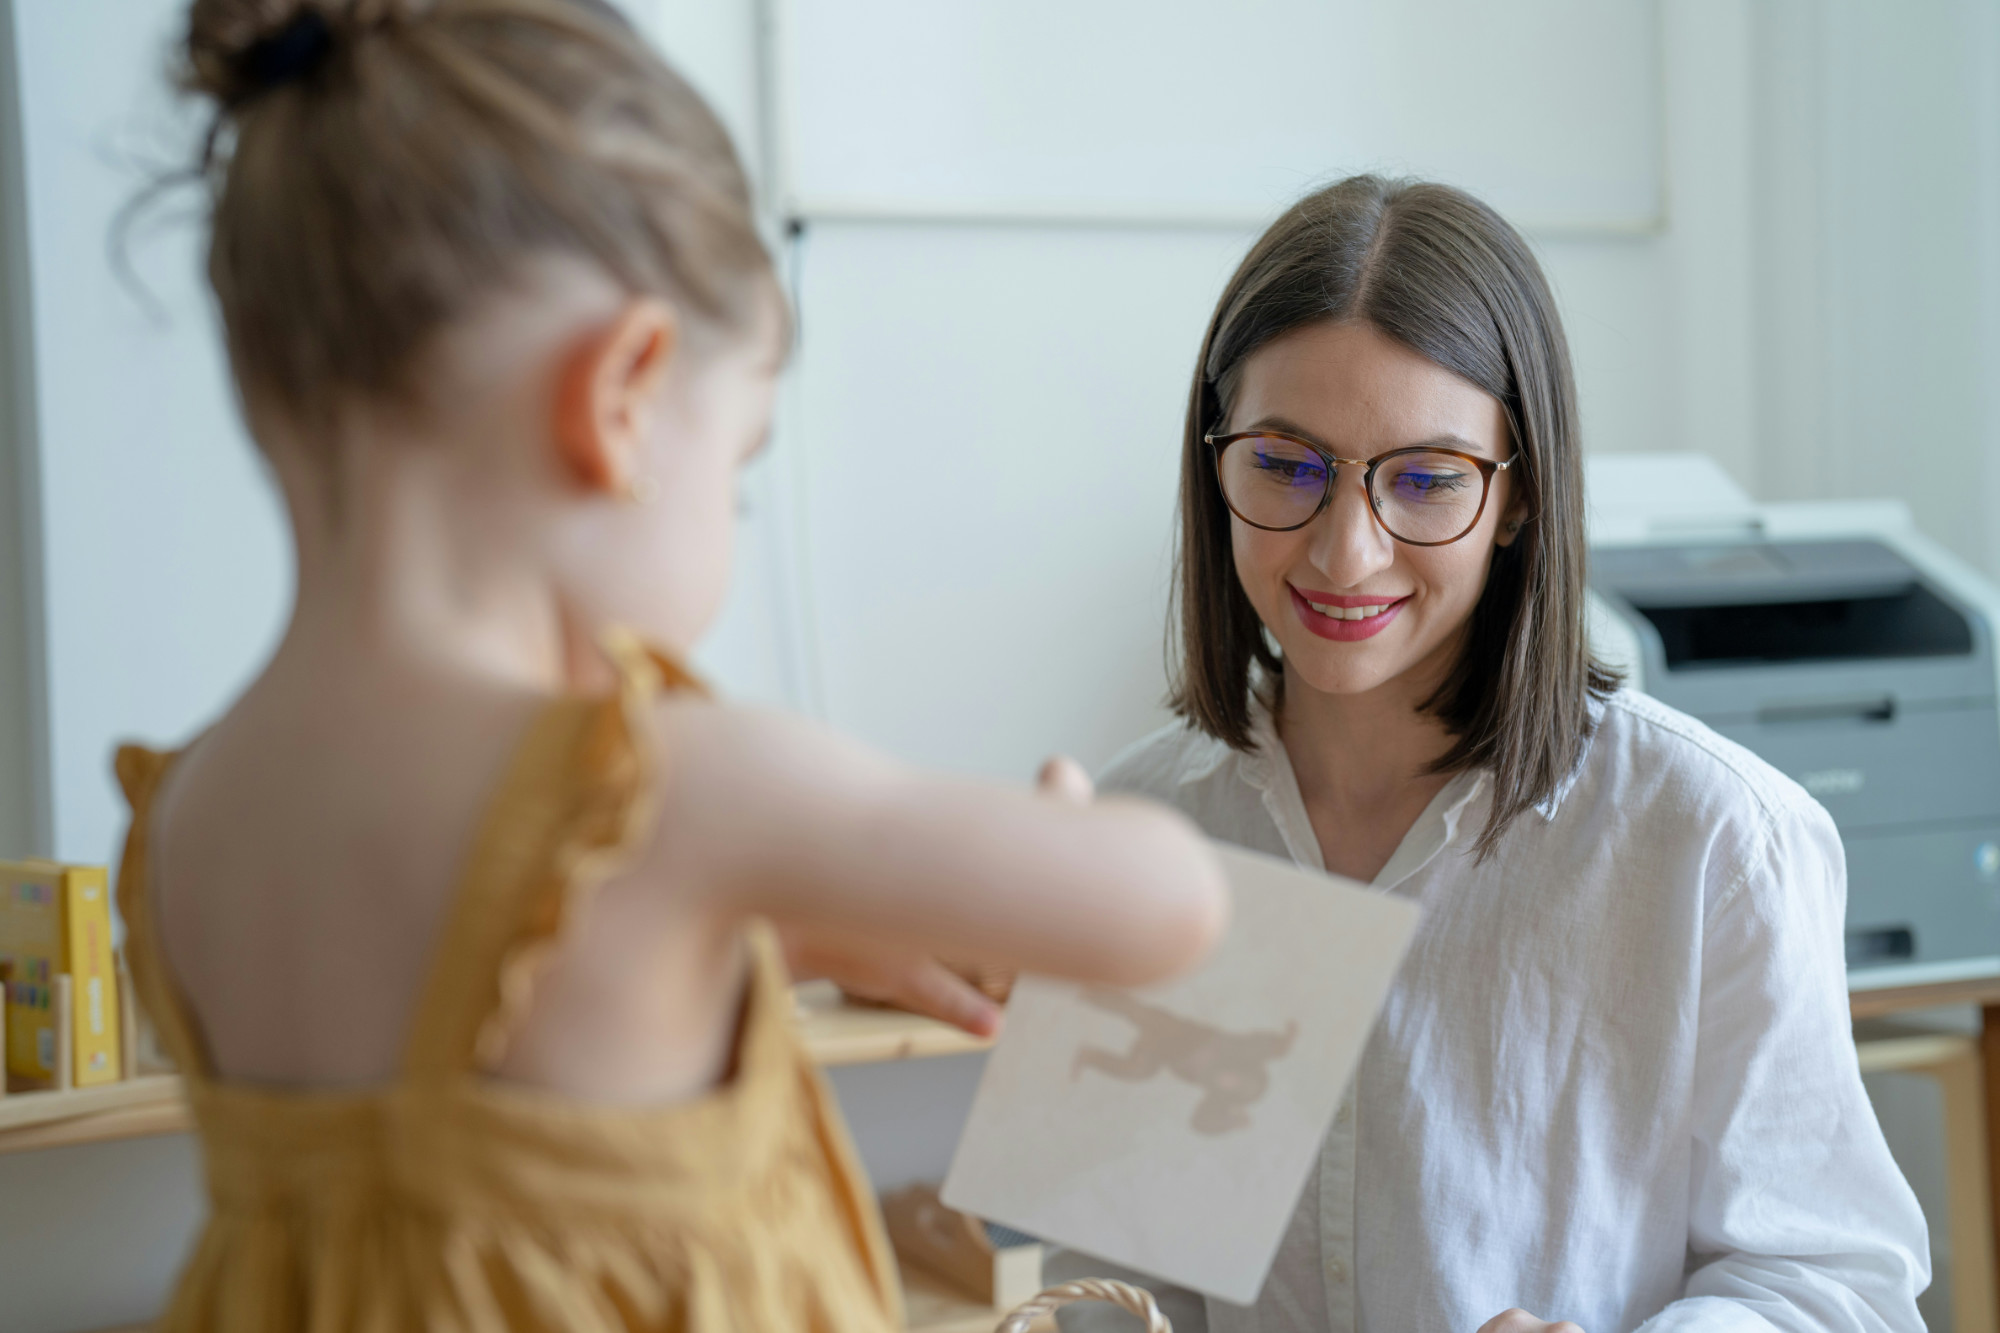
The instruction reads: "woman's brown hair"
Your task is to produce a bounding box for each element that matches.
[180,0,774,439]
[1170,174,1618,855]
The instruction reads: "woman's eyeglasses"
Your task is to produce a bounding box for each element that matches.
[1206,430,1515,547]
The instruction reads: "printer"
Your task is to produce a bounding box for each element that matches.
[1587,454,2000,989]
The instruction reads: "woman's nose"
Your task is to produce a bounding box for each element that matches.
[1304,469,1394,584]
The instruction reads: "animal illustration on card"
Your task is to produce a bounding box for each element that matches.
[1070,988,1299,1135]
[947,846,1422,1303]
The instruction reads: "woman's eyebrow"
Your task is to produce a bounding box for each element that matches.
[1410,432,1498,458]
[1242,417,1498,459]
[1242,414,1330,445]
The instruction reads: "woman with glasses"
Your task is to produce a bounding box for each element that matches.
[1095,176,1927,1333]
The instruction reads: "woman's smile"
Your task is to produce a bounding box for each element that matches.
[1288,585,1410,640]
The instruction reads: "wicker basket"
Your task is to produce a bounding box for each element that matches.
[996,1278,1170,1332]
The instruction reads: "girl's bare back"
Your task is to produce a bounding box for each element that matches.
[151,652,751,1104]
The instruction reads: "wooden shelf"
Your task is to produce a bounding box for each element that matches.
[1853,1025,1979,1075]
[0,988,990,1157]
[794,981,995,1067]
[0,1076,188,1154]
[1848,974,2000,1021]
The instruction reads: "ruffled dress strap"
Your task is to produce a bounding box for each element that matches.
[397,629,709,1081]
[113,745,216,1083]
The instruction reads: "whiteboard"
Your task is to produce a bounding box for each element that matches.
[774,0,1663,234]
[786,221,1255,780]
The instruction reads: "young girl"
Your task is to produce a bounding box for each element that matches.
[116,2,1227,1328]
[1098,176,1928,1332]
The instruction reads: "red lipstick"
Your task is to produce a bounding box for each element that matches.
[1288,585,1409,642]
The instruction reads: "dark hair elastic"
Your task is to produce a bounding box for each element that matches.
[237,9,334,96]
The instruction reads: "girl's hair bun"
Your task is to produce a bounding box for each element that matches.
[183,1,427,106]
[176,0,774,440]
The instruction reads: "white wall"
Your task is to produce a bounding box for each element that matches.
[10,1,290,871]
[0,0,1995,1328]
[1753,0,2000,575]
[0,0,37,863]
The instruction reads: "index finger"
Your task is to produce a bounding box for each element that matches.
[1037,754,1095,803]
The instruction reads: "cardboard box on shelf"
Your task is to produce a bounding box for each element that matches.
[1,861,121,1089]
[883,1183,1044,1313]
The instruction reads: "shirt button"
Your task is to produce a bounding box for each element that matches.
[1335,1099,1353,1130]
[1327,1257,1348,1283]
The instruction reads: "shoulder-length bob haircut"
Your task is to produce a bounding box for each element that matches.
[1170,174,1618,855]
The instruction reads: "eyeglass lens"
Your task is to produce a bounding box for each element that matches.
[1217,436,1488,543]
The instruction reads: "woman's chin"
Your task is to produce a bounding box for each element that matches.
[1278,643,1408,699]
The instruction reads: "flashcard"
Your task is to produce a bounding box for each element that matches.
[942,844,1421,1305]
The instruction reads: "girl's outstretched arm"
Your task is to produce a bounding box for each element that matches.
[780,755,1102,1035]
[652,700,1230,989]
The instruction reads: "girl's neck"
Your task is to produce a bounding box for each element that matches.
[266,436,605,705]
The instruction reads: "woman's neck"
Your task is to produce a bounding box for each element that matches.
[1275,658,1460,882]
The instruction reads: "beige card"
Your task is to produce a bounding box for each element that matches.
[942,844,1421,1305]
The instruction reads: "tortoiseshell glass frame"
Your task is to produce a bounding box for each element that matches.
[1204,430,1517,547]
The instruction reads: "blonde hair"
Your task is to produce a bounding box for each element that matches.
[182,0,774,438]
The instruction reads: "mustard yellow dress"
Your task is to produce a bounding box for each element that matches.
[113,638,902,1332]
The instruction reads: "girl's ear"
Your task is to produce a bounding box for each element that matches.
[552,298,679,497]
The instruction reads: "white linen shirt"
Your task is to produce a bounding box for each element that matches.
[1098,688,1927,1333]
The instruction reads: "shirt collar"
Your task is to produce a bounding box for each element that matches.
[1377,769,1487,890]
[1240,694,1490,891]
[1239,695,1326,873]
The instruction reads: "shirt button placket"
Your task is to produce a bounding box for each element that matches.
[1320,1088,1359,1333]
